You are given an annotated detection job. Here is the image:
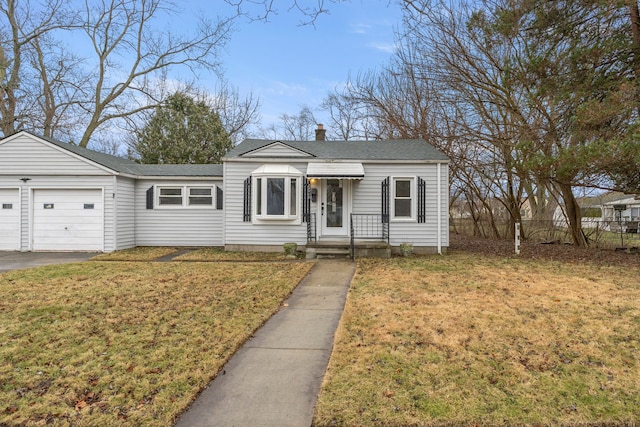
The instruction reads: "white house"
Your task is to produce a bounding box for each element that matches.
[0,130,449,256]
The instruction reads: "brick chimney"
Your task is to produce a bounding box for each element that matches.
[315,124,326,141]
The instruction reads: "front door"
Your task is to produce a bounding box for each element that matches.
[321,179,349,237]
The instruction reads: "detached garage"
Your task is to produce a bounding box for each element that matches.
[32,189,104,251]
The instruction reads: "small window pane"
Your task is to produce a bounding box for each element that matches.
[189,188,212,206]
[2,203,12,209]
[396,180,411,197]
[267,178,285,215]
[159,197,183,205]
[84,203,94,209]
[190,188,211,196]
[290,178,297,216]
[159,187,183,206]
[256,178,262,215]
[395,199,412,217]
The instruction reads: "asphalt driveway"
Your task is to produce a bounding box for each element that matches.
[0,252,96,273]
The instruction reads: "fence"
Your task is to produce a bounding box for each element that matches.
[450,218,640,249]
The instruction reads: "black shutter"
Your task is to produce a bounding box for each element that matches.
[146,186,154,209]
[243,177,251,222]
[302,178,311,222]
[381,177,390,224]
[417,177,426,223]
[216,186,223,210]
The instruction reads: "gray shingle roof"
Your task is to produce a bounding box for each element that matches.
[134,164,223,177]
[38,133,222,177]
[225,139,450,161]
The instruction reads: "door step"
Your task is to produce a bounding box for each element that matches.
[315,247,351,259]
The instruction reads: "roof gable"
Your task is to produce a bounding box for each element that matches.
[0,131,122,175]
[240,141,314,158]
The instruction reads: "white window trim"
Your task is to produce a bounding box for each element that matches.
[391,176,416,222]
[252,174,302,223]
[155,185,216,209]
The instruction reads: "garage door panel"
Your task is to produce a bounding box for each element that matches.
[33,189,103,251]
[0,189,20,251]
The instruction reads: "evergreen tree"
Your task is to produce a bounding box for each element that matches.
[131,93,232,164]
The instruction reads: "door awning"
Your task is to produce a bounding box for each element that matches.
[306,162,364,179]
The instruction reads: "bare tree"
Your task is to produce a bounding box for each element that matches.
[224,0,344,25]
[207,81,261,145]
[0,0,74,136]
[75,0,234,147]
[261,105,318,140]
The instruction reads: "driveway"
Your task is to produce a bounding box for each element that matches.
[0,252,96,273]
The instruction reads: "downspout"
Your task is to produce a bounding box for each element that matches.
[437,162,442,255]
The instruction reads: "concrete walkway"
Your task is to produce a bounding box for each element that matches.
[174,259,356,427]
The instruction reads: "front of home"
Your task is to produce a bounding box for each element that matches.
[0,130,449,256]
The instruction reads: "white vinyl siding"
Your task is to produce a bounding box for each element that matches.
[32,189,104,251]
[0,134,113,176]
[135,179,223,246]
[0,188,20,250]
[351,163,448,249]
[115,177,136,250]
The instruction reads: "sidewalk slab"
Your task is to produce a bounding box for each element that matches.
[174,260,355,427]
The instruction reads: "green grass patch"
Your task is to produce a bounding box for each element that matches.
[314,254,640,426]
[0,261,312,426]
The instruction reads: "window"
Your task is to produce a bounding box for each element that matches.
[157,186,216,208]
[159,188,183,206]
[251,165,302,221]
[188,188,212,206]
[392,177,414,220]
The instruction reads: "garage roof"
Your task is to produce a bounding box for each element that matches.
[39,133,223,177]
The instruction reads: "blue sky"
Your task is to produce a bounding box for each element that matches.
[211,1,404,133]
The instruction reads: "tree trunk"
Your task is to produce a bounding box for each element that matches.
[558,182,588,247]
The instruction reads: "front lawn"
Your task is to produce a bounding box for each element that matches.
[0,261,312,426]
[314,253,640,426]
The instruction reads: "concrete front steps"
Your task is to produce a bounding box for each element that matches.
[306,240,391,259]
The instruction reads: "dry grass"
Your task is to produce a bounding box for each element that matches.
[0,261,312,426]
[90,247,180,261]
[173,247,302,262]
[314,252,640,426]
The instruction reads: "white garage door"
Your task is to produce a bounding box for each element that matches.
[33,189,103,251]
[0,188,20,251]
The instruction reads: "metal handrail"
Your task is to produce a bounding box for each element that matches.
[307,213,317,242]
[350,214,389,259]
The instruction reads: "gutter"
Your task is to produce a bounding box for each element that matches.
[437,162,442,255]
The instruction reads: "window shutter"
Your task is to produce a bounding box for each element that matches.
[243,177,251,222]
[146,186,154,209]
[417,177,426,223]
[381,177,390,224]
[302,178,311,222]
[216,187,223,210]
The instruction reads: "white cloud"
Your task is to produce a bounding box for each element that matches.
[367,41,397,54]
